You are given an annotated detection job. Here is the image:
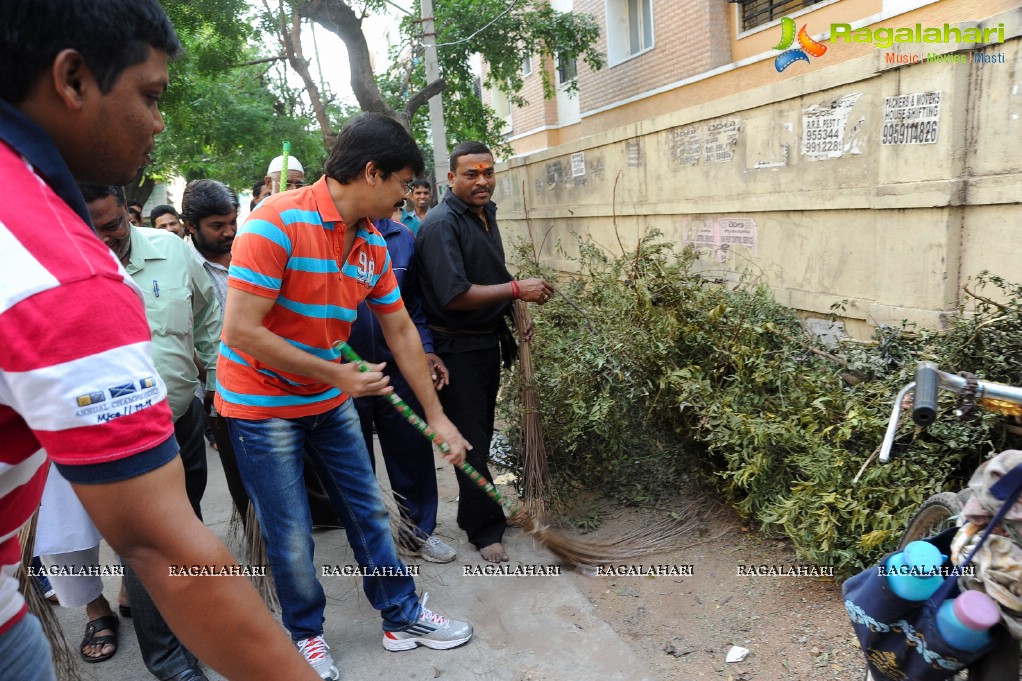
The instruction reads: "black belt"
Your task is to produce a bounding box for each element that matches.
[428,324,499,336]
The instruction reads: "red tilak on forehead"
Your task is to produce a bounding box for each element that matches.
[473,163,489,170]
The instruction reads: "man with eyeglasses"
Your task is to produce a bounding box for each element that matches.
[217,113,474,679]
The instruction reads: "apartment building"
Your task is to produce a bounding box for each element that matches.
[487,0,1022,337]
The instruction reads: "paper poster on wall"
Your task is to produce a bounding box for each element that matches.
[626,139,643,167]
[801,93,861,160]
[682,217,758,263]
[717,218,758,262]
[681,218,716,251]
[704,119,740,164]
[881,91,941,145]
[669,125,702,166]
[570,152,585,177]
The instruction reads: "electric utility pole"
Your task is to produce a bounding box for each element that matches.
[420,0,449,195]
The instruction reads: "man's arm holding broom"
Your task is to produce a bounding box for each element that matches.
[72,462,320,681]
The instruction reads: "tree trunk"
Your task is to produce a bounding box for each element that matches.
[299,0,444,131]
[280,6,336,149]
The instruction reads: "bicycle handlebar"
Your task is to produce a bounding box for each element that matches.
[912,361,939,427]
[879,362,1022,463]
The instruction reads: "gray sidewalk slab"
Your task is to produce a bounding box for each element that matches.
[48,443,656,681]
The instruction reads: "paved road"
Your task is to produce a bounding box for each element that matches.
[47,441,657,681]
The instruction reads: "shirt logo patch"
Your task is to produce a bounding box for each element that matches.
[75,391,106,407]
[73,379,162,421]
[356,251,376,289]
[109,383,137,398]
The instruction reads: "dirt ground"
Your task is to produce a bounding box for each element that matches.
[563,502,869,681]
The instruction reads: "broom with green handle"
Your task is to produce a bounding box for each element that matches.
[333,340,696,566]
[277,141,289,193]
[333,341,513,512]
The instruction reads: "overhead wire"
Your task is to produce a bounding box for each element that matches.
[429,0,523,48]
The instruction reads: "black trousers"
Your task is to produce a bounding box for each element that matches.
[355,364,439,546]
[438,346,506,549]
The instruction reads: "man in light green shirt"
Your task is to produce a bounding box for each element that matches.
[81,184,221,681]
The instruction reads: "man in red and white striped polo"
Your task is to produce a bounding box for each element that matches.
[0,2,320,679]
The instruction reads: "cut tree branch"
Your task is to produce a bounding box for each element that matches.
[240,54,286,66]
[404,79,446,118]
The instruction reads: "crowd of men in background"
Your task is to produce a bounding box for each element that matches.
[1,2,556,680]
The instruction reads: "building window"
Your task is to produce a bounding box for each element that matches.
[490,85,511,125]
[556,53,577,85]
[627,0,653,54]
[522,54,533,76]
[738,0,827,32]
[606,0,654,64]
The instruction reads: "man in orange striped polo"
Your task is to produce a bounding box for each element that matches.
[215,113,474,680]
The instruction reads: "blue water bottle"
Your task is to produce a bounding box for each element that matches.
[936,589,1000,651]
[885,541,945,601]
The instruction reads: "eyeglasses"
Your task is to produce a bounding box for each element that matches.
[402,180,415,194]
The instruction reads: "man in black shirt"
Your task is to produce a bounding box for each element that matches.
[415,141,553,562]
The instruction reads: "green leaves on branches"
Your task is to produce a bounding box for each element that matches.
[500,232,1022,576]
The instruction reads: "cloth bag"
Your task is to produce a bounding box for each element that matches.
[843,463,1022,681]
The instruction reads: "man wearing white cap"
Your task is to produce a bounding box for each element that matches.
[265,154,305,195]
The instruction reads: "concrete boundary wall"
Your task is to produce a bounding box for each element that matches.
[493,6,1022,338]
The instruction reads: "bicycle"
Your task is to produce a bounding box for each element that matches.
[866,361,1022,680]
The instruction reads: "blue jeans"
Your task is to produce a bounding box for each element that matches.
[226,399,420,638]
[0,613,57,681]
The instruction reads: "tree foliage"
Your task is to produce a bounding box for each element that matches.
[390,0,603,156]
[499,232,1022,577]
[152,48,328,192]
[262,0,603,158]
[130,0,327,203]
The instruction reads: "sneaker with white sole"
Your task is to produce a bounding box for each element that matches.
[382,593,473,651]
[296,635,339,680]
[399,535,457,563]
[417,535,457,563]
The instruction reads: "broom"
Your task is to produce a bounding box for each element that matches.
[18,506,87,681]
[334,341,696,566]
[242,505,279,612]
[276,141,289,194]
[510,300,551,518]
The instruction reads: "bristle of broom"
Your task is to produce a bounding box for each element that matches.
[511,504,703,566]
[512,300,551,519]
[382,486,430,551]
[18,510,87,681]
[242,504,279,612]
[225,503,245,554]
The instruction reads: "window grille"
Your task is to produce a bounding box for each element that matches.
[738,0,828,31]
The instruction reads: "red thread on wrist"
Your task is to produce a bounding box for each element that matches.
[510,280,521,299]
